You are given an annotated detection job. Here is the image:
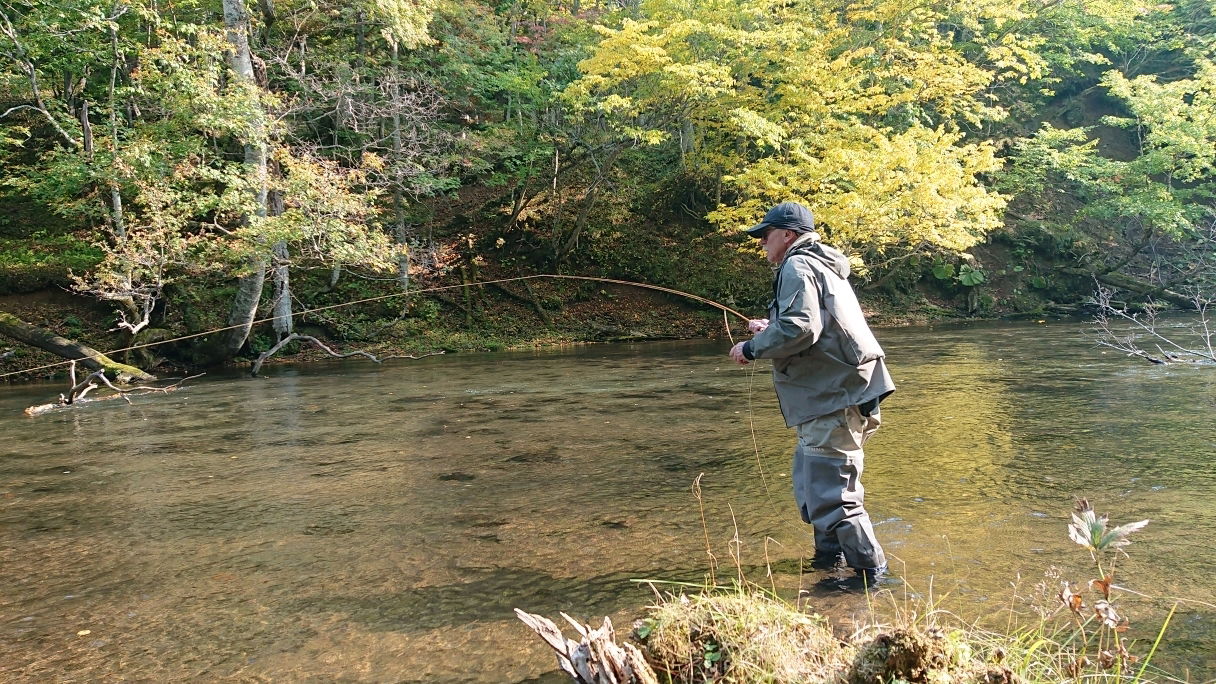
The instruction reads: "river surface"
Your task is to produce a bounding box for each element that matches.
[1,319,1214,682]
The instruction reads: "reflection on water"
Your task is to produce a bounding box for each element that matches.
[2,320,1214,681]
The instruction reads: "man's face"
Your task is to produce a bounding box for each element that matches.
[759,228,796,264]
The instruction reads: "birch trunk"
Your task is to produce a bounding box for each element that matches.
[218,0,269,358]
[270,190,291,340]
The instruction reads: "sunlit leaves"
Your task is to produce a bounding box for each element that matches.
[257,150,394,269]
[134,31,274,145]
[367,0,437,49]
[563,17,732,136]
[712,124,1006,255]
[563,0,1016,262]
[1103,59,1216,184]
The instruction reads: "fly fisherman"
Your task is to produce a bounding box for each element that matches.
[728,202,895,586]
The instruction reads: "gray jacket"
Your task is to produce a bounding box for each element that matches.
[745,233,895,427]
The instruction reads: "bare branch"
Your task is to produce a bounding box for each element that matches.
[1091,284,1216,365]
[250,333,444,376]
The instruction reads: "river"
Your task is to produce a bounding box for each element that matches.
[1,319,1214,681]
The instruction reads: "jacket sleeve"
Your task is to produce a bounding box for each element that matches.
[748,257,823,359]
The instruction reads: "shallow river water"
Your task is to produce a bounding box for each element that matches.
[2,319,1214,681]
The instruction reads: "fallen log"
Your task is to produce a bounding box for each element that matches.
[1059,268,1196,309]
[0,310,154,382]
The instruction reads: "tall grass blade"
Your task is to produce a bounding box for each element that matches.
[1134,601,1178,683]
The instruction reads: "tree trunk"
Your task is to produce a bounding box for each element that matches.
[0,311,153,382]
[268,180,291,340]
[555,146,623,264]
[79,99,93,154]
[218,0,270,358]
[391,43,411,309]
[271,241,292,340]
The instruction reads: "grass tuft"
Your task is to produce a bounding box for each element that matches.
[640,589,849,683]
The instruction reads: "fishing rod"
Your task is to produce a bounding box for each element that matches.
[0,274,752,379]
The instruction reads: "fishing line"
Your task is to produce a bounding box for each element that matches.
[745,360,773,499]
[5,267,808,567]
[2,269,787,524]
[0,274,751,379]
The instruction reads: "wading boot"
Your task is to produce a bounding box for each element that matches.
[809,550,846,570]
[815,563,894,593]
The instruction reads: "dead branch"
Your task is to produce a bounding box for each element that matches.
[514,609,658,684]
[250,333,444,376]
[1091,285,1216,365]
[25,362,203,415]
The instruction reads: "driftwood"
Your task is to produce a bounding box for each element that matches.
[0,311,154,382]
[250,333,445,376]
[515,609,658,684]
[24,361,202,415]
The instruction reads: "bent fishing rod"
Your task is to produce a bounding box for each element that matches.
[0,274,753,380]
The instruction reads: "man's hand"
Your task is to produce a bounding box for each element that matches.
[729,341,750,365]
[747,318,770,333]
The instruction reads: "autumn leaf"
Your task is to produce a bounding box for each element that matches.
[1058,582,1084,615]
[1089,574,1114,599]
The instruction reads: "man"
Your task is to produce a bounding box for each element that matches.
[729,201,895,584]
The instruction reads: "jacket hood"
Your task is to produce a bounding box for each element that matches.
[784,232,851,279]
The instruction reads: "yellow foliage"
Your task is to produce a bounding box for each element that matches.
[567,0,1021,257]
[710,125,1007,255]
[368,0,436,49]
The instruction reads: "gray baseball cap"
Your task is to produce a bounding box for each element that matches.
[745,202,815,238]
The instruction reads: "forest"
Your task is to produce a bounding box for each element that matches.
[1,0,1214,376]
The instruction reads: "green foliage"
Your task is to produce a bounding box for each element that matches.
[957,264,986,287]
[1001,52,1216,281]
[930,259,985,287]
[0,233,103,293]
